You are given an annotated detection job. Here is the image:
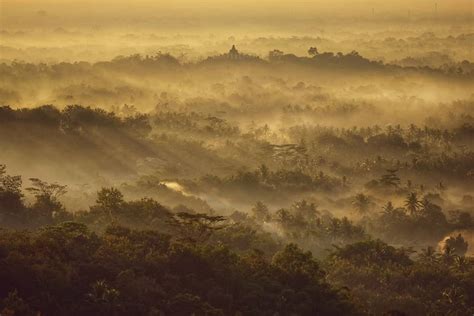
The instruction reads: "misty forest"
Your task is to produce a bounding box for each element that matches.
[0,0,473,315]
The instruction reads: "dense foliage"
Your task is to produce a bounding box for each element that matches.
[1,163,473,315]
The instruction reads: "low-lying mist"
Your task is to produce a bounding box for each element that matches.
[1,4,473,314]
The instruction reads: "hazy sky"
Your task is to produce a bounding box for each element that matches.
[1,0,471,33]
[2,0,472,16]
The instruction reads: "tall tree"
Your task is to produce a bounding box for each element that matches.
[352,193,371,215]
[379,169,400,187]
[169,212,228,243]
[404,192,422,216]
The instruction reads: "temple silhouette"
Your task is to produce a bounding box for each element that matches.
[204,45,261,63]
[228,45,240,59]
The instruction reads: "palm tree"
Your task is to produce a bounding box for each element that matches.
[352,193,371,215]
[404,192,422,216]
[452,256,472,273]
